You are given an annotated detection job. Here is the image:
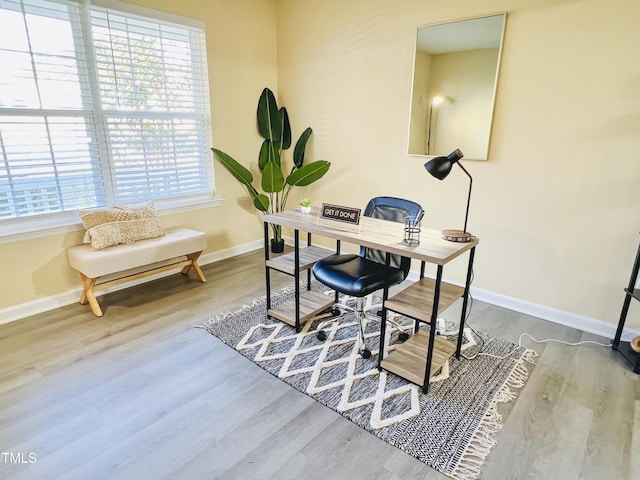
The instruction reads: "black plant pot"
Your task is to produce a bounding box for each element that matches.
[270,238,285,253]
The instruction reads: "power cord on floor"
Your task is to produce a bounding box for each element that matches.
[518,332,610,348]
[460,327,611,361]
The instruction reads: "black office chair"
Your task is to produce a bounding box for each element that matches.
[312,196,424,358]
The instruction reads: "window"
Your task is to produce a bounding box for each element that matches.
[0,0,213,237]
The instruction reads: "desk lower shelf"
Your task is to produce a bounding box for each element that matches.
[266,245,333,275]
[384,277,464,323]
[380,330,456,387]
[267,290,334,327]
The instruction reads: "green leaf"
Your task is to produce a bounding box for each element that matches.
[257,88,281,143]
[259,139,282,170]
[262,161,285,193]
[258,140,270,170]
[293,127,312,168]
[286,160,330,186]
[254,194,269,212]
[280,107,291,150]
[212,148,253,186]
[272,142,281,167]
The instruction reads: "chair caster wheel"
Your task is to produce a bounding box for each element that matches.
[316,330,327,341]
[359,348,371,359]
[332,308,341,316]
[398,332,410,342]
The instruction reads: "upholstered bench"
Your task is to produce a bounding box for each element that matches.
[67,227,207,317]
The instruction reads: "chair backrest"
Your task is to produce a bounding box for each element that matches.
[360,196,423,273]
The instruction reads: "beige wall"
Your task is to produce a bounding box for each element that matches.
[276,0,640,326]
[0,0,278,311]
[3,0,640,331]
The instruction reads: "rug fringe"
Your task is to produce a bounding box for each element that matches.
[450,348,537,480]
[194,295,267,330]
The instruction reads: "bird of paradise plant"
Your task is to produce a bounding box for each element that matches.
[212,88,331,250]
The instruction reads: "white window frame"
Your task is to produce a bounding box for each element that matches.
[0,0,220,244]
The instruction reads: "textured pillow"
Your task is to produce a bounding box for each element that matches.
[78,201,158,230]
[77,201,165,249]
[86,218,165,250]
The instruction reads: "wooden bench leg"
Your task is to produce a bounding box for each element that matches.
[78,272,103,317]
[182,251,207,283]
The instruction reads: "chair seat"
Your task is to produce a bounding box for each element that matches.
[312,254,407,297]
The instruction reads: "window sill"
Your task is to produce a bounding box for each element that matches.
[0,196,224,245]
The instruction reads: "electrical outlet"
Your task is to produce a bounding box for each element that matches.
[436,318,446,335]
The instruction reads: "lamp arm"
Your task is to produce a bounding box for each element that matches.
[456,162,473,233]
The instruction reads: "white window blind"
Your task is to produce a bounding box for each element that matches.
[0,0,212,226]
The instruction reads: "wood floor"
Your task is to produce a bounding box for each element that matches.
[1,249,639,479]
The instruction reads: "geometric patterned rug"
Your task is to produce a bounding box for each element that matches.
[198,284,536,480]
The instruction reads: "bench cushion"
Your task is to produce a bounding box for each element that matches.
[67,227,207,279]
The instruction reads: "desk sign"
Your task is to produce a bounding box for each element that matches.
[321,203,361,225]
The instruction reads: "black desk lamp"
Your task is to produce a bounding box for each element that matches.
[424,148,474,242]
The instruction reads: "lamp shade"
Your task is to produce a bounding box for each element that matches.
[424,148,464,180]
[423,148,475,242]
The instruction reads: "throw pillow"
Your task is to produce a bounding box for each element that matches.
[77,201,165,249]
[86,218,165,250]
[78,201,158,230]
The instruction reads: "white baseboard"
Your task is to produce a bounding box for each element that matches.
[470,286,623,340]
[0,239,263,327]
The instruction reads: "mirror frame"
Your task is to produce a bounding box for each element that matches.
[407,13,507,160]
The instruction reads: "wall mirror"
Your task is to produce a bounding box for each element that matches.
[407,14,506,160]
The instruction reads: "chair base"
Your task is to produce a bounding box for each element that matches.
[315,295,411,358]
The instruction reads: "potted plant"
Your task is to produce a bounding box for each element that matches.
[212,88,330,253]
[299,197,312,214]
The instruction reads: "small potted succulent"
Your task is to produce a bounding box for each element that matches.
[299,197,312,213]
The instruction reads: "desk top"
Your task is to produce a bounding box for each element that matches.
[264,208,478,266]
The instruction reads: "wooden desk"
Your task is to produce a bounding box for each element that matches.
[263,208,478,393]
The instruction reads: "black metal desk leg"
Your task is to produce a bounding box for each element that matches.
[334,240,341,304]
[378,253,392,370]
[306,232,312,290]
[378,299,387,371]
[422,265,443,394]
[264,222,272,315]
[294,229,300,332]
[456,246,476,357]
